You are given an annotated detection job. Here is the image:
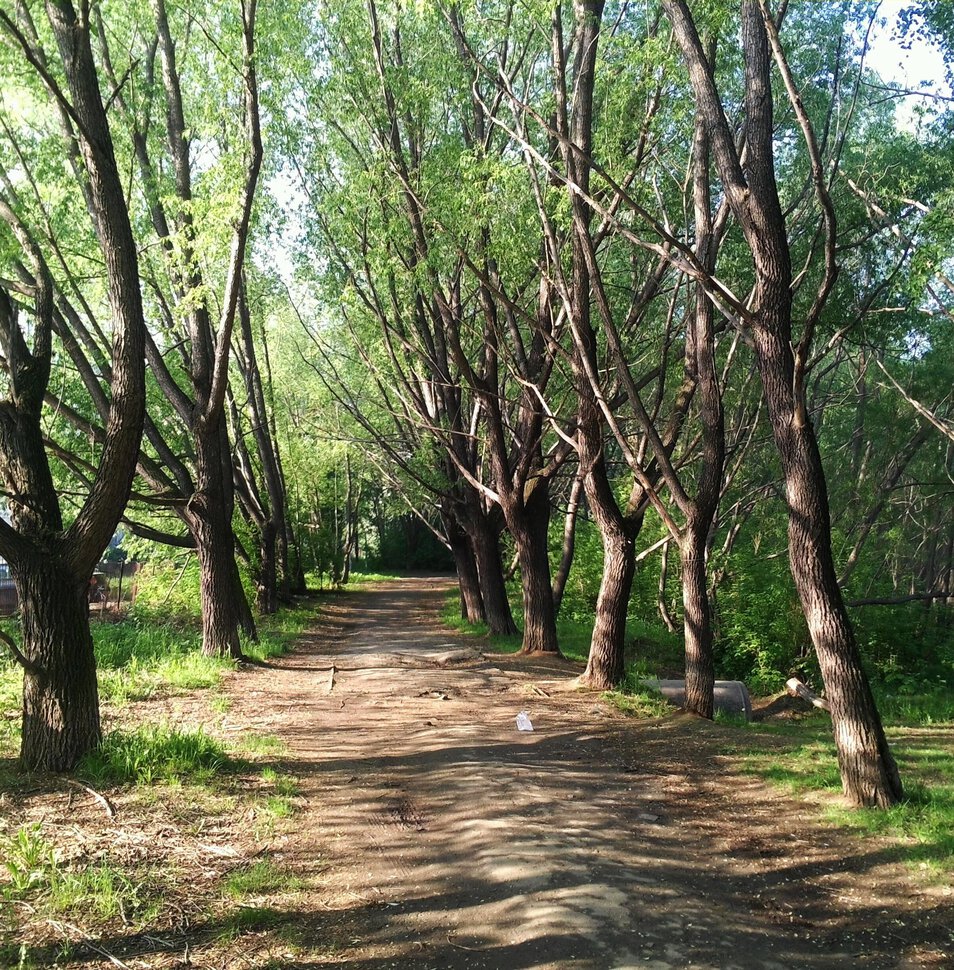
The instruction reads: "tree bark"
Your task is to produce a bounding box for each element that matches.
[681,527,715,718]
[17,552,101,772]
[663,0,902,806]
[187,421,252,658]
[580,516,634,688]
[444,511,485,623]
[511,483,558,654]
[0,0,147,771]
[552,472,584,615]
[464,504,518,636]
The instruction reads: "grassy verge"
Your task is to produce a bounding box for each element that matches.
[0,593,318,963]
[721,703,954,879]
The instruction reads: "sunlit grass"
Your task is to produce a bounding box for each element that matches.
[79,724,228,786]
[1,824,160,924]
[223,860,300,899]
[724,711,954,878]
[604,671,673,719]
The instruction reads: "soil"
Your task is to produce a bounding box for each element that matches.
[217,577,952,969]
[3,576,952,968]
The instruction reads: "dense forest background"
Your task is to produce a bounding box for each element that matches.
[0,0,951,809]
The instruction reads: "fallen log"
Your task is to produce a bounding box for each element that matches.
[785,677,830,712]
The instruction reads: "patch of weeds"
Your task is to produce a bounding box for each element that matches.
[876,686,954,727]
[223,860,300,900]
[260,767,299,797]
[0,652,23,754]
[94,619,227,704]
[210,693,232,714]
[555,619,593,663]
[604,669,673,719]
[217,905,286,942]
[79,724,227,786]
[344,571,402,585]
[257,768,300,822]
[261,796,295,820]
[714,709,751,728]
[3,824,56,893]
[2,825,155,923]
[440,593,522,655]
[243,599,319,663]
[239,734,288,759]
[48,861,152,921]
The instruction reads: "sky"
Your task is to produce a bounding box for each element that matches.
[865,0,953,124]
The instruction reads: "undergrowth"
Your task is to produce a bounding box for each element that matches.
[441,590,594,661]
[604,669,672,719]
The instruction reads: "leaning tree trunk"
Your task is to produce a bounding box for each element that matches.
[577,411,636,688]
[17,553,101,772]
[758,329,902,806]
[661,0,902,808]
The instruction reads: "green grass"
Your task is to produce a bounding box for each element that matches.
[1,824,158,924]
[0,662,20,755]
[603,667,673,718]
[258,768,300,821]
[0,593,319,756]
[79,724,228,786]
[223,860,300,899]
[260,767,300,797]
[217,905,287,941]
[874,684,954,727]
[238,733,288,758]
[441,591,596,659]
[344,570,403,585]
[724,708,954,878]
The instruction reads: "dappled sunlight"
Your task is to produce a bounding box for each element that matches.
[201,578,953,969]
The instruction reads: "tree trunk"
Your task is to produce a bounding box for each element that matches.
[663,0,902,807]
[681,527,715,718]
[579,518,634,688]
[552,472,584,615]
[464,505,518,636]
[758,329,902,805]
[17,554,101,772]
[285,515,308,593]
[256,519,278,614]
[512,486,559,654]
[187,422,254,658]
[445,512,485,623]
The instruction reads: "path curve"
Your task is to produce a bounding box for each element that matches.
[224,577,951,969]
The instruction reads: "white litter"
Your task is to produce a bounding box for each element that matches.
[515,711,534,732]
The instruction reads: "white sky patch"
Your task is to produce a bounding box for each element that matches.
[864,0,953,129]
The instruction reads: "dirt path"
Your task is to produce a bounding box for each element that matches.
[221,577,951,969]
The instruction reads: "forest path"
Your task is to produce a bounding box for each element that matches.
[223,577,948,969]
